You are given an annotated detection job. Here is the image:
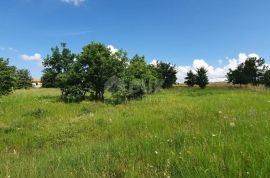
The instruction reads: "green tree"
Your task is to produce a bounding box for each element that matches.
[125,55,158,96]
[79,42,128,100]
[56,61,88,102]
[41,69,58,88]
[184,70,196,87]
[0,58,17,96]
[16,69,32,89]
[263,70,270,88]
[42,43,75,88]
[226,57,266,86]
[226,64,247,86]
[243,57,265,85]
[154,61,177,88]
[196,67,208,89]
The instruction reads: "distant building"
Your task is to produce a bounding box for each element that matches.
[32,79,42,88]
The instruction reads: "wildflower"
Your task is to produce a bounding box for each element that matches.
[154,151,158,154]
[212,134,216,137]
[230,122,236,127]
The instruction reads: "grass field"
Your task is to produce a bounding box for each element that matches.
[1,86,270,177]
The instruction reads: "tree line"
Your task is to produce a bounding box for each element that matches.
[226,57,270,87]
[184,57,270,88]
[41,42,177,103]
[0,58,32,96]
[1,46,270,98]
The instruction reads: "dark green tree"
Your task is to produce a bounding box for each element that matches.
[42,43,75,88]
[16,69,32,89]
[41,69,58,88]
[0,58,17,96]
[154,61,177,88]
[263,70,270,88]
[226,57,266,86]
[226,63,247,86]
[56,61,88,102]
[196,67,209,89]
[79,42,128,100]
[184,70,196,87]
[243,57,265,85]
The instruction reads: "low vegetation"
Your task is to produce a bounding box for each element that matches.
[0,86,270,177]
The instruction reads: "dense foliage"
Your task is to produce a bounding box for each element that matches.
[16,69,32,89]
[184,68,209,89]
[154,61,177,88]
[0,58,17,96]
[226,57,268,86]
[196,67,209,89]
[42,42,177,102]
[184,70,196,87]
[42,43,75,89]
[263,69,270,87]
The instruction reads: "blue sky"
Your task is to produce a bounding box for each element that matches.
[0,0,270,81]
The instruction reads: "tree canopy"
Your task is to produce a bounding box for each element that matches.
[196,67,209,89]
[0,58,17,96]
[154,61,177,88]
[41,42,177,103]
[184,70,196,87]
[226,57,267,86]
[16,69,32,89]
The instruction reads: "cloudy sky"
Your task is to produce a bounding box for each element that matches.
[0,0,270,82]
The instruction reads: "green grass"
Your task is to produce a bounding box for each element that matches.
[0,86,270,177]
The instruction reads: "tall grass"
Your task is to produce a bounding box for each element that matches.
[0,86,270,177]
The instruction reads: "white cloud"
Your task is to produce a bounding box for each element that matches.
[192,59,209,69]
[21,53,42,62]
[107,45,118,54]
[176,53,265,83]
[150,59,158,66]
[61,0,86,6]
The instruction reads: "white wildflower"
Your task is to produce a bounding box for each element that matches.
[230,122,236,127]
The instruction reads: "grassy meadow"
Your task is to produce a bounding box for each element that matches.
[0,86,270,177]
